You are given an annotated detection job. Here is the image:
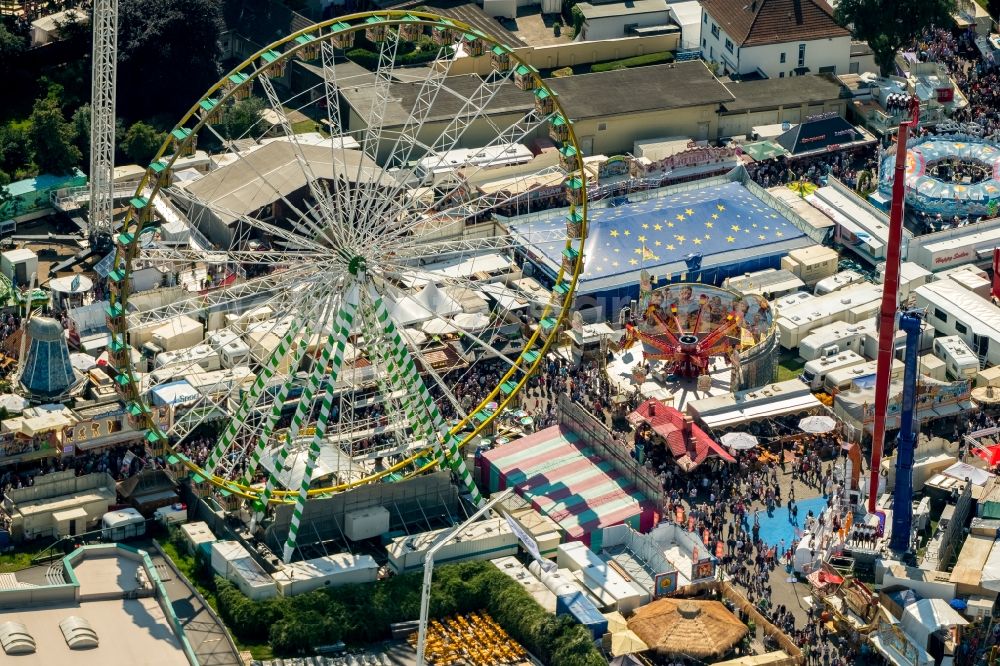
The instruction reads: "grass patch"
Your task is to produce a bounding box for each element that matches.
[590,51,674,73]
[0,550,39,573]
[776,353,806,382]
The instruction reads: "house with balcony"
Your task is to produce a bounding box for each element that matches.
[699,0,851,80]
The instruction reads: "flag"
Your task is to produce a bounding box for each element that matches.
[641,244,656,261]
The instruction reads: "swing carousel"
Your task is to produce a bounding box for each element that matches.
[617,273,779,393]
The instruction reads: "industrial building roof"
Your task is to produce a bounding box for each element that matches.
[184,141,391,225]
[547,62,734,119]
[722,74,847,113]
[577,0,670,20]
[340,73,534,129]
[701,0,849,48]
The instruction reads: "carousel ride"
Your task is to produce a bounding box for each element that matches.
[103,12,587,563]
[617,275,777,391]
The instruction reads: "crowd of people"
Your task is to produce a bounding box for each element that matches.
[745,149,879,193]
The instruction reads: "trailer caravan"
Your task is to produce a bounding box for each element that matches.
[932,335,980,381]
[775,283,882,349]
[154,344,221,372]
[208,330,252,368]
[915,280,1000,367]
[859,317,935,359]
[101,508,146,541]
[722,269,804,299]
[800,351,867,391]
[824,358,904,395]
[814,270,865,295]
[797,320,875,362]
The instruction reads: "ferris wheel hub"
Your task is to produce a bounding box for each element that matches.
[347,255,367,276]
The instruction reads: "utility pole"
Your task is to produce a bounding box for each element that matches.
[88,0,118,252]
[416,489,513,666]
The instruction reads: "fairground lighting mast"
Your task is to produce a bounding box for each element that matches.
[88,0,117,252]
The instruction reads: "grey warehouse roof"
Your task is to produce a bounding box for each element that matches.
[546,62,735,120]
[721,73,848,113]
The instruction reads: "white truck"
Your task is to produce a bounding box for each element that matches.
[154,503,189,527]
[800,351,867,391]
[932,335,979,381]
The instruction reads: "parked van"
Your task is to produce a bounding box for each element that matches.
[800,351,866,391]
[101,508,146,541]
[154,503,188,527]
[932,335,979,381]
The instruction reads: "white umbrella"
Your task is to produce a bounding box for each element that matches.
[720,432,758,450]
[799,415,838,434]
[0,393,29,414]
[421,319,459,336]
[452,311,491,330]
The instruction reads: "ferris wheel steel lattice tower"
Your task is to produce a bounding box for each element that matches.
[88,0,117,250]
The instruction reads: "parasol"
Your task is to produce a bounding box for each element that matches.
[798,415,838,434]
[720,432,758,451]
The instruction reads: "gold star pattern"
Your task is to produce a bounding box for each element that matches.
[634,248,643,255]
[711,213,719,220]
[717,204,726,211]
[705,221,714,228]
[776,231,784,237]
[693,238,702,245]
[666,244,676,250]
[629,259,639,266]
[609,229,619,237]
[752,223,758,228]
[704,234,711,240]
[623,230,631,236]
[731,224,741,232]
[653,223,663,231]
[638,235,647,243]
[676,214,685,221]
[612,261,619,267]
[641,223,649,229]
[726,235,736,243]
[667,222,675,228]
[685,208,694,215]
[758,234,766,240]
[654,240,662,246]
[675,235,686,243]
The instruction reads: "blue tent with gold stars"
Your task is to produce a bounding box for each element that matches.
[508,180,812,308]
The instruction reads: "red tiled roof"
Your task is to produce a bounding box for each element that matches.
[702,0,850,48]
[691,424,736,464]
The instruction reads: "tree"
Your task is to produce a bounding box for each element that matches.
[117,0,223,121]
[121,121,164,164]
[27,97,81,174]
[835,0,956,76]
[0,22,25,72]
[71,104,91,165]
[0,123,31,177]
[222,97,265,140]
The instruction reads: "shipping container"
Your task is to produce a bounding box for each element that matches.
[344,506,391,542]
[273,553,378,596]
[179,521,216,555]
[210,540,276,601]
[556,591,608,640]
[150,315,204,352]
[507,507,562,558]
[387,518,517,574]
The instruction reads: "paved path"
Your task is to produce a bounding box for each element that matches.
[150,553,242,666]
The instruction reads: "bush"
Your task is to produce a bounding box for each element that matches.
[214,560,604,662]
[590,51,675,73]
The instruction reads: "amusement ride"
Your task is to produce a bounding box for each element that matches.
[102,12,587,562]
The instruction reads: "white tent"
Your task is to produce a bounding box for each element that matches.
[422,319,459,336]
[900,598,968,648]
[389,282,463,326]
[0,394,29,414]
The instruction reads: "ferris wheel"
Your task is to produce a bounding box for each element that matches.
[104,11,586,561]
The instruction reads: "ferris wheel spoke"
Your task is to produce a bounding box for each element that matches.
[258,73,340,243]
[125,263,320,329]
[163,284,336,449]
[282,281,359,563]
[390,228,569,262]
[344,28,401,241]
[168,186,329,254]
[139,247,328,266]
[373,109,552,244]
[200,121,328,241]
[366,68,522,232]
